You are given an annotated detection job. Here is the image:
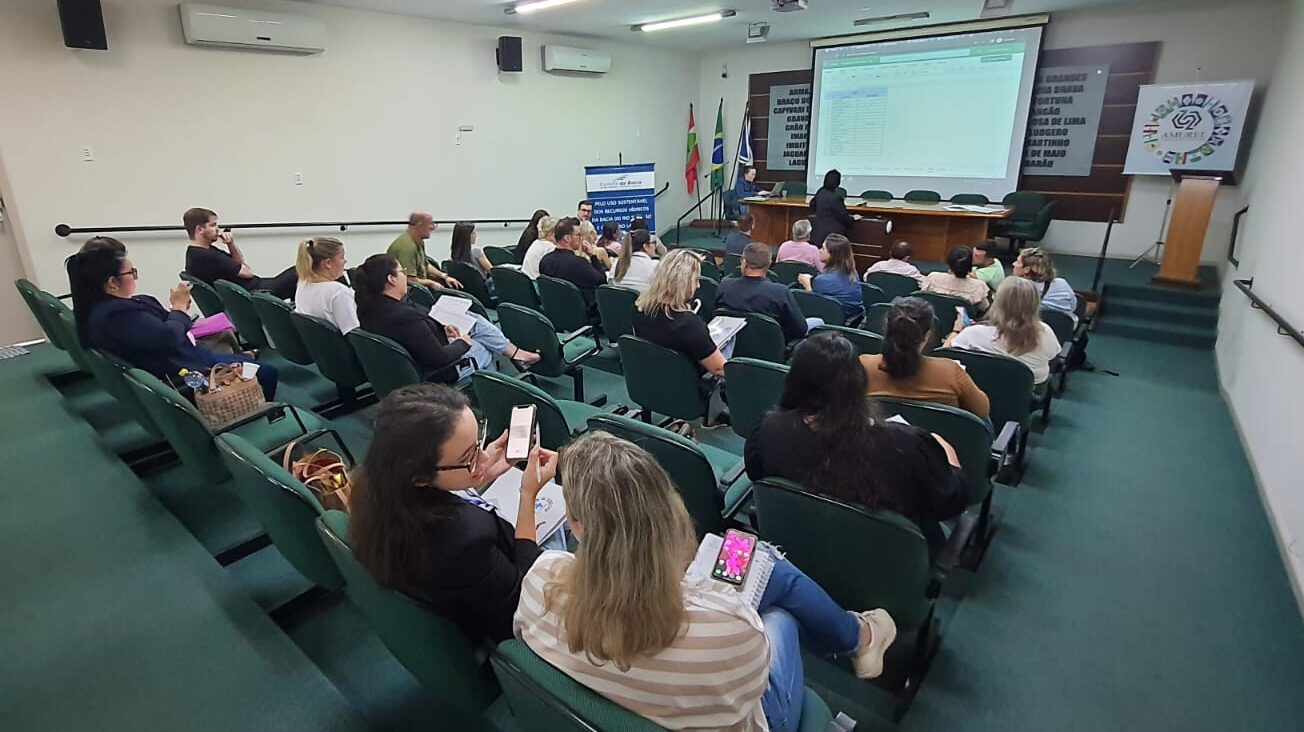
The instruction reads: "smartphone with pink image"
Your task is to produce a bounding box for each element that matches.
[711,529,759,586]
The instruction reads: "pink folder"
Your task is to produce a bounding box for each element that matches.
[190,313,235,339]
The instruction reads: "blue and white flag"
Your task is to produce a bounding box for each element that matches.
[737,115,754,168]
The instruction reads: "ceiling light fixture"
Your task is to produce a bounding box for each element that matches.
[853,11,930,26]
[505,0,583,15]
[632,10,737,32]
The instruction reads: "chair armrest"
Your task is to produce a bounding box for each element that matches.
[719,459,747,487]
[933,517,972,575]
[559,325,593,345]
[264,426,356,466]
[212,402,304,436]
[990,420,1018,477]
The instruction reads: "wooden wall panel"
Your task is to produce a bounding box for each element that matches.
[748,70,814,187]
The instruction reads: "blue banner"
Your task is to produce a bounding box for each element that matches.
[584,163,656,232]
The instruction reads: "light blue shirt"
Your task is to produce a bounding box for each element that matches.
[1038,277,1078,324]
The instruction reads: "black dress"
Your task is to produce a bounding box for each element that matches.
[808,187,855,249]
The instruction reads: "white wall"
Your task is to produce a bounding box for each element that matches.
[1215,0,1304,612]
[0,0,700,303]
[696,1,1288,262]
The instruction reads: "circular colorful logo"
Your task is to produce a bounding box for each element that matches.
[1141,92,1234,166]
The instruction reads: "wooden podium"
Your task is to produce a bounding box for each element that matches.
[1153,170,1229,289]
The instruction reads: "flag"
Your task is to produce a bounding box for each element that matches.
[685,104,700,194]
[710,100,725,190]
[737,115,754,168]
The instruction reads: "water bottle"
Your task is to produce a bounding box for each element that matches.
[179,369,208,393]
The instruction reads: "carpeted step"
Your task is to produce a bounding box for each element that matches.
[1097,314,1216,349]
[1103,282,1221,308]
[1105,296,1220,328]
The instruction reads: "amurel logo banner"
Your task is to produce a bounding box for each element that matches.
[584,163,656,231]
[1124,81,1254,175]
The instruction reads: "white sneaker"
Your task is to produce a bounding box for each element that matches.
[851,609,897,679]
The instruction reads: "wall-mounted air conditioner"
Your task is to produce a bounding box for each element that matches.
[541,45,611,74]
[179,3,326,54]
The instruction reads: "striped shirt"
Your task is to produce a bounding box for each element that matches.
[514,551,771,731]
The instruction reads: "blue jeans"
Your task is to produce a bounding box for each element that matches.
[457,313,512,378]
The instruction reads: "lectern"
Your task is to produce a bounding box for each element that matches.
[1153,169,1233,289]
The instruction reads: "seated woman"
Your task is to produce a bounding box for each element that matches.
[920,245,991,314]
[521,216,557,280]
[608,229,659,293]
[860,297,990,420]
[449,222,493,282]
[950,277,1062,386]
[596,221,622,256]
[577,219,612,271]
[796,233,861,319]
[513,209,549,264]
[515,431,897,732]
[776,218,823,271]
[67,242,278,398]
[1014,246,1078,324]
[747,332,967,552]
[351,384,561,644]
[294,237,358,333]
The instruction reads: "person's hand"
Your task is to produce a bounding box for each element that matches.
[443,276,463,290]
[218,230,235,247]
[521,442,558,500]
[169,282,193,312]
[471,430,512,486]
[444,325,473,346]
[931,433,961,468]
[797,273,813,290]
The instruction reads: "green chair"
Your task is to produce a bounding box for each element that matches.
[719,309,788,364]
[860,190,894,202]
[698,255,723,281]
[595,285,639,345]
[291,312,369,403]
[934,347,1034,477]
[492,266,542,311]
[14,279,67,351]
[772,260,819,286]
[911,291,974,336]
[38,294,93,374]
[949,193,990,206]
[442,260,497,309]
[587,413,748,536]
[496,304,601,402]
[776,181,807,198]
[835,186,848,199]
[180,272,225,317]
[537,275,595,334]
[214,279,270,349]
[721,253,742,278]
[472,371,605,451]
[811,324,883,356]
[346,329,423,400]
[860,283,889,309]
[903,190,942,204]
[723,358,788,440]
[993,192,1055,252]
[215,433,345,591]
[484,246,517,267]
[863,302,892,336]
[617,335,708,422]
[792,289,845,327]
[1040,308,1081,396]
[694,277,718,319]
[315,512,500,730]
[251,293,314,366]
[864,272,918,302]
[407,282,437,309]
[81,346,163,440]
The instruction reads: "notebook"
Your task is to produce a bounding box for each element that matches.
[478,467,567,542]
[429,296,478,335]
[190,313,235,338]
[685,533,777,610]
[707,315,747,349]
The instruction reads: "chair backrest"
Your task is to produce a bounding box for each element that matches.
[347,329,421,399]
[912,290,972,335]
[14,279,64,350]
[860,190,894,201]
[863,271,917,301]
[616,335,706,422]
[179,272,225,317]
[776,181,807,198]
[537,275,591,333]
[752,478,934,632]
[862,302,892,336]
[497,303,565,377]
[82,346,162,438]
[291,312,367,390]
[859,282,889,309]
[251,292,314,365]
[875,397,991,507]
[442,260,495,308]
[771,261,819,286]
[697,256,722,282]
[721,253,741,278]
[723,358,788,440]
[949,193,990,206]
[933,347,1033,434]
[124,367,229,484]
[471,371,574,451]
[587,413,726,536]
[595,285,639,344]
[719,309,787,364]
[491,639,664,732]
[214,280,270,349]
[215,433,344,591]
[483,246,517,267]
[810,324,882,356]
[1040,307,1076,344]
[42,298,96,373]
[406,282,437,308]
[903,189,942,204]
[791,289,845,327]
[492,266,542,310]
[1001,191,1046,221]
[693,277,717,319]
[315,511,500,727]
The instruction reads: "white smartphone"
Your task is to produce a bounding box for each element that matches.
[505,404,538,462]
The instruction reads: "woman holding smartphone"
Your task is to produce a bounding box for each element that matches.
[514,432,896,732]
[350,384,559,644]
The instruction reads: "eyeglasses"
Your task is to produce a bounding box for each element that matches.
[432,420,487,473]
[117,268,139,280]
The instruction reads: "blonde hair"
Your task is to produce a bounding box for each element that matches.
[578,220,597,245]
[791,219,811,241]
[986,276,1043,356]
[296,237,344,281]
[537,216,558,240]
[635,248,701,315]
[547,432,697,669]
[1018,247,1057,283]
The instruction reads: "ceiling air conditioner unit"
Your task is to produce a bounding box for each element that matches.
[179,3,326,54]
[542,45,611,74]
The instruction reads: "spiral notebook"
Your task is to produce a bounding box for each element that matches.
[685,533,777,610]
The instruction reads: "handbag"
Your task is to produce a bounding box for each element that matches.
[282,441,353,512]
[194,364,266,427]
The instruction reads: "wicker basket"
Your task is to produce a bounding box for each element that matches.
[194,364,265,427]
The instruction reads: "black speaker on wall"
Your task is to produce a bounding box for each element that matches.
[497,36,523,72]
[57,0,108,50]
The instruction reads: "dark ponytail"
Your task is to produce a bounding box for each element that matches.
[880,297,934,379]
[65,247,127,346]
[354,253,400,320]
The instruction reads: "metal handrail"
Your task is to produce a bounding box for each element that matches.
[673,182,723,244]
[54,217,532,238]
[1228,206,1249,267]
[1234,278,1304,349]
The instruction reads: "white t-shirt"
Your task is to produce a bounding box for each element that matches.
[952,322,1061,385]
[609,252,659,294]
[294,280,359,334]
[522,239,556,280]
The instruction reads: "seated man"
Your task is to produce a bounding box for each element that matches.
[864,240,925,285]
[724,213,754,256]
[972,239,1006,292]
[183,207,297,299]
[718,242,819,342]
[538,217,608,310]
[387,211,464,291]
[733,166,763,216]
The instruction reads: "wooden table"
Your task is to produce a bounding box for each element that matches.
[746,196,1011,269]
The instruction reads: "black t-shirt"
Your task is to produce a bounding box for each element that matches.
[185,245,243,286]
[632,307,717,364]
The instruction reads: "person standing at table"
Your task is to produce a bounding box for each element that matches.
[809,169,861,251]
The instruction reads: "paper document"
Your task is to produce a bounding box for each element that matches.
[479,467,567,542]
[945,204,1001,213]
[885,414,910,426]
[429,297,478,335]
[685,533,777,610]
[707,315,747,349]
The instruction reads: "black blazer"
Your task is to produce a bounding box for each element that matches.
[357,296,471,383]
[809,187,855,248]
[86,296,224,378]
